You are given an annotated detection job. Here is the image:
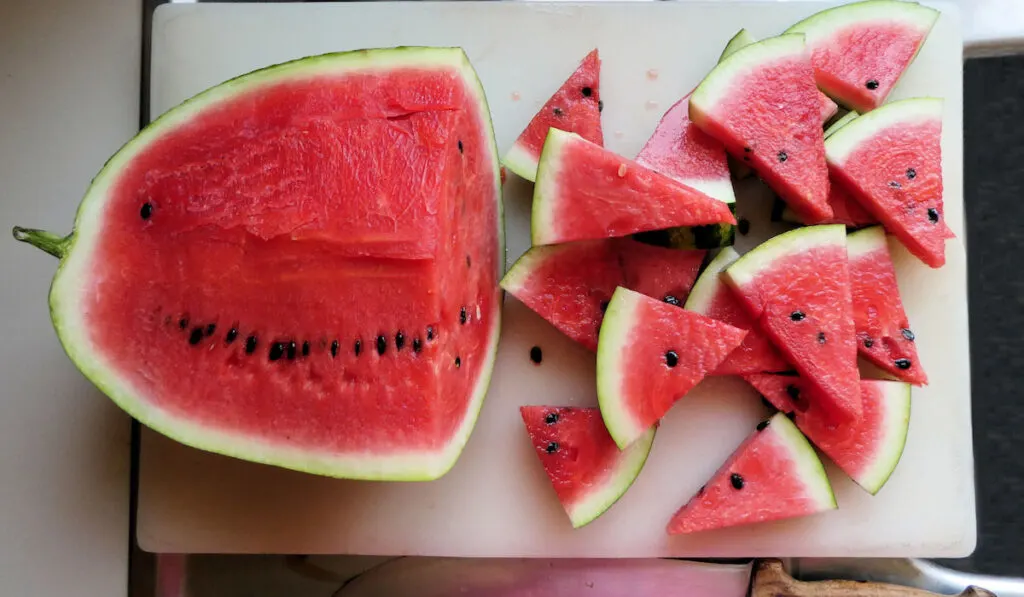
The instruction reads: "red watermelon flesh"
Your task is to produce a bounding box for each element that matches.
[848,226,927,385]
[795,178,877,227]
[597,287,748,448]
[501,239,705,352]
[723,225,862,425]
[532,129,736,246]
[826,97,951,268]
[520,406,655,528]
[745,374,911,495]
[502,49,602,183]
[690,34,832,222]
[666,412,836,535]
[683,247,789,376]
[784,1,939,113]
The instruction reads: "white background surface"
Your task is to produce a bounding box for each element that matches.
[140,1,973,558]
[0,0,138,595]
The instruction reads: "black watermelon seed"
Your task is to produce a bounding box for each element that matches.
[287,341,297,360]
[817,331,827,344]
[895,358,912,370]
[245,335,258,354]
[737,218,751,235]
[864,337,875,348]
[455,356,462,368]
[927,208,940,223]
[178,317,188,330]
[204,323,216,337]
[582,86,593,97]
[225,328,238,343]
[457,140,463,154]
[545,441,559,454]
[301,341,310,357]
[330,340,339,357]
[790,310,806,321]
[665,350,679,368]
[188,328,203,345]
[757,419,770,431]
[743,146,751,153]
[426,326,435,341]
[786,384,801,401]
[459,307,468,325]
[269,343,284,361]
[761,396,774,410]
[697,484,706,496]
[777,150,788,163]
[889,181,902,189]
[376,335,387,355]
[466,255,471,268]
[866,79,879,90]
[354,339,362,356]
[395,332,405,350]
[598,100,604,112]
[743,155,751,162]
[553,107,563,117]
[599,300,610,312]
[412,338,423,353]
[906,168,917,179]
[530,346,543,364]
[545,412,559,424]
[902,328,916,341]
[140,202,153,220]
[663,295,680,307]
[730,473,745,490]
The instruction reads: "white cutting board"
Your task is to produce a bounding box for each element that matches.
[140,1,973,557]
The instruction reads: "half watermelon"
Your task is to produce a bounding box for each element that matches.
[13,47,503,481]
[520,406,655,528]
[666,412,837,535]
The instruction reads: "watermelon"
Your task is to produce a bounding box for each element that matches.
[666,412,836,535]
[502,49,602,183]
[596,287,748,448]
[12,48,503,481]
[683,247,789,375]
[745,374,911,494]
[785,0,939,112]
[723,225,862,424]
[520,406,655,528]
[501,239,704,352]
[848,226,927,384]
[690,34,832,222]
[532,129,736,246]
[826,97,951,268]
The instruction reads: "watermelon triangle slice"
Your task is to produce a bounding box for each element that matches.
[502,49,603,183]
[826,97,951,268]
[848,226,927,385]
[501,239,705,352]
[666,412,837,535]
[690,34,832,222]
[785,1,939,113]
[683,247,789,375]
[745,374,911,495]
[597,287,748,448]
[532,129,737,246]
[723,225,862,424]
[520,405,655,528]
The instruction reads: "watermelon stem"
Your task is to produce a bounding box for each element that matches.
[12,226,70,259]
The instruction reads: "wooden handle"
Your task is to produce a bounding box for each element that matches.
[753,560,996,597]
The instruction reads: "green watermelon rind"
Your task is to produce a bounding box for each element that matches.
[765,412,839,510]
[847,224,887,259]
[723,224,846,291]
[824,110,860,139]
[503,139,541,183]
[825,97,943,165]
[855,380,912,495]
[683,246,741,315]
[46,47,504,482]
[719,28,757,63]
[532,127,577,246]
[567,425,657,528]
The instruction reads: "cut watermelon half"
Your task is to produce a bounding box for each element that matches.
[785,0,939,112]
[746,374,911,494]
[826,97,951,268]
[666,412,837,535]
[848,226,927,384]
[532,129,737,246]
[501,239,705,352]
[597,287,748,448]
[503,49,603,182]
[520,406,655,528]
[683,247,789,375]
[723,225,862,424]
[690,34,832,222]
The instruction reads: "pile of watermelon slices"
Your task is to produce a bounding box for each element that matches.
[503,0,942,532]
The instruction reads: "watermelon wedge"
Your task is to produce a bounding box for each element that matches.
[746,374,911,494]
[826,97,951,268]
[683,247,789,375]
[597,287,748,448]
[785,0,940,112]
[723,225,862,424]
[501,239,705,351]
[13,47,502,481]
[848,226,927,384]
[690,34,832,222]
[666,412,837,535]
[532,129,737,246]
[520,406,655,528]
[503,49,602,182]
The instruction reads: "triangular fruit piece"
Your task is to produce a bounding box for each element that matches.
[723,225,862,424]
[532,129,736,246]
[501,239,705,352]
[502,49,603,182]
[826,97,951,268]
[690,34,832,222]
[666,412,836,535]
[785,1,939,112]
[848,226,927,384]
[745,374,911,495]
[596,287,747,448]
[520,405,655,528]
[684,247,789,375]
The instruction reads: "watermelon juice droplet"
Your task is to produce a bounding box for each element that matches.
[646,69,659,81]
